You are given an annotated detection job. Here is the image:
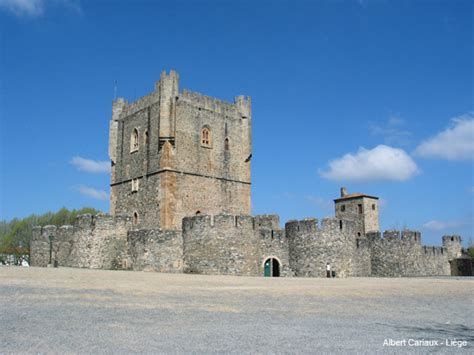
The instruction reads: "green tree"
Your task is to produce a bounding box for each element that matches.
[0,207,102,258]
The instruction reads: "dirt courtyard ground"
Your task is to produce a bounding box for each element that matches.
[1,267,472,353]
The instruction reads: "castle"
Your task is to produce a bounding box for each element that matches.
[30,70,465,277]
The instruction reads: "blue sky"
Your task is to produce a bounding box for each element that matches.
[0,0,472,246]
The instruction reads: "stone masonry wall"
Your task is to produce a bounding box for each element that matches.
[109,71,252,230]
[182,214,291,276]
[127,229,183,272]
[182,215,259,275]
[30,214,132,269]
[335,196,379,237]
[255,215,292,277]
[442,235,463,260]
[353,238,372,277]
[286,218,364,278]
[368,230,450,277]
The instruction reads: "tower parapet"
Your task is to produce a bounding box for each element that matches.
[442,235,462,260]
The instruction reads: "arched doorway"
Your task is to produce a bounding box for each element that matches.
[263,257,281,277]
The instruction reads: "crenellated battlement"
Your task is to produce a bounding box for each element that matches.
[285,218,318,234]
[180,89,243,117]
[422,245,446,256]
[254,215,280,230]
[401,230,422,244]
[442,235,462,243]
[182,214,279,233]
[368,229,423,244]
[442,235,463,260]
[285,217,356,237]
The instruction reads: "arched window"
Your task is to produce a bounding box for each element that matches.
[201,127,211,147]
[131,128,139,152]
[133,212,139,225]
[224,137,229,151]
[144,130,149,145]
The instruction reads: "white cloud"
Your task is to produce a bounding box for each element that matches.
[423,220,464,231]
[414,114,474,160]
[319,145,419,182]
[0,0,81,17]
[76,185,108,201]
[71,156,111,173]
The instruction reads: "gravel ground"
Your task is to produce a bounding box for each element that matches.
[0,267,472,354]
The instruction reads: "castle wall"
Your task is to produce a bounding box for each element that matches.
[353,238,371,277]
[368,230,450,277]
[182,215,259,275]
[182,214,290,276]
[30,214,132,270]
[286,218,363,278]
[127,229,183,272]
[258,228,292,276]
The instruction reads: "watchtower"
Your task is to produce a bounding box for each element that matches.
[108,70,252,229]
[334,187,379,237]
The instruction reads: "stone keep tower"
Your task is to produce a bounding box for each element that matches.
[334,187,379,237]
[108,70,252,230]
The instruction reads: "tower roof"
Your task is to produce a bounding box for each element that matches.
[334,193,379,202]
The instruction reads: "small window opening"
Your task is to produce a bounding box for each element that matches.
[339,220,343,230]
[357,232,361,237]
[133,212,139,225]
[341,205,346,212]
[195,210,201,215]
[201,127,211,146]
[358,204,363,214]
[451,237,454,241]
[131,128,139,152]
[372,204,376,210]
[144,130,149,145]
[224,137,229,151]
